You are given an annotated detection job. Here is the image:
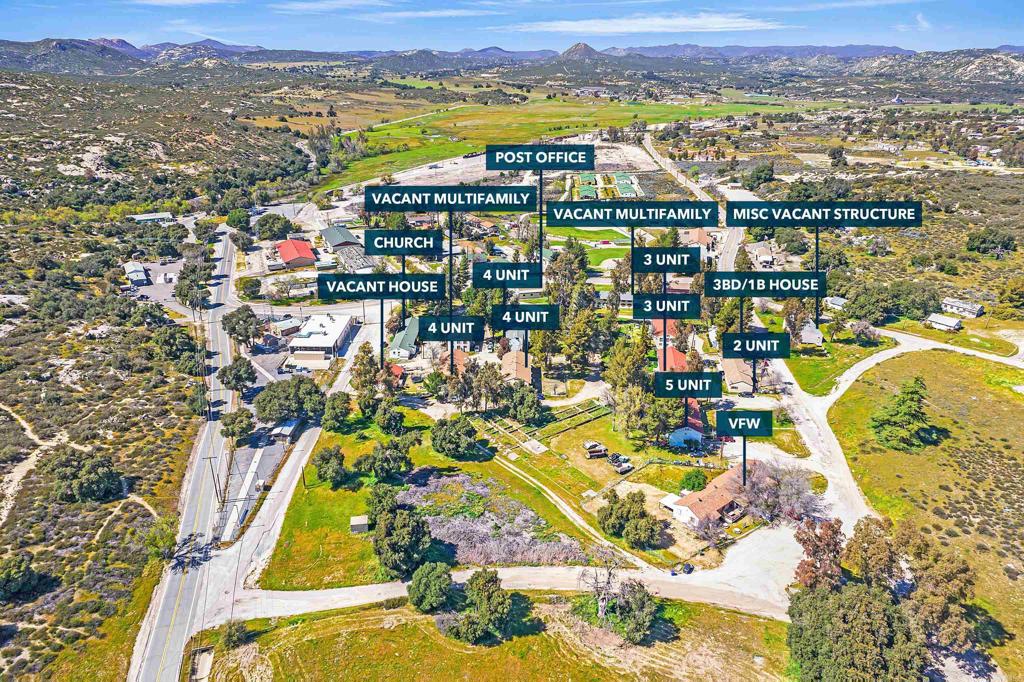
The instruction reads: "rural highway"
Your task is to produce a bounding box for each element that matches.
[130,228,237,682]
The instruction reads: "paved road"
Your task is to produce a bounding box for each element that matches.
[130,229,237,682]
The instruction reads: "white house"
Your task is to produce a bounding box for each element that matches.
[925,312,962,331]
[824,296,848,311]
[941,297,984,319]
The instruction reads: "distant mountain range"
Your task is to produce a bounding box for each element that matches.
[3,36,1024,93]
[600,43,914,59]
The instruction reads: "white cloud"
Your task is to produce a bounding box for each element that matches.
[131,0,234,5]
[504,12,789,35]
[270,0,387,13]
[895,11,932,31]
[761,0,930,11]
[361,8,502,20]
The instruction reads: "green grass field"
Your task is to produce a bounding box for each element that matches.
[885,318,1018,357]
[199,596,789,681]
[317,97,837,189]
[262,409,593,590]
[546,226,627,242]
[828,350,1024,677]
[587,247,630,268]
[760,313,896,395]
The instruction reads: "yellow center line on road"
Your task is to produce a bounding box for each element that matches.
[153,423,211,679]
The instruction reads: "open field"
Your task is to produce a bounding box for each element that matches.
[546,226,627,242]
[197,596,789,681]
[316,97,837,189]
[885,318,1018,357]
[828,350,1024,677]
[262,409,593,590]
[760,313,896,396]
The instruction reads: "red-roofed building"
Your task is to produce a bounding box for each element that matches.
[276,239,316,268]
[651,318,685,339]
[656,346,688,372]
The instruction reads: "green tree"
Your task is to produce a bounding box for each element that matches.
[238,278,262,300]
[742,161,775,190]
[42,449,122,503]
[408,562,452,613]
[220,409,254,449]
[226,208,250,231]
[355,434,416,480]
[311,445,346,488]
[217,356,256,393]
[321,392,351,432]
[253,376,325,423]
[144,517,178,561]
[680,468,707,492]
[221,305,261,349]
[373,508,431,578]
[0,552,40,602]
[174,278,208,312]
[374,395,405,436]
[505,380,543,424]
[430,415,478,459]
[366,483,399,529]
[615,579,657,644]
[842,517,899,587]
[787,585,926,681]
[255,213,293,241]
[622,516,661,550]
[466,569,513,636]
[223,620,250,648]
[185,381,209,416]
[561,308,595,373]
[869,376,929,451]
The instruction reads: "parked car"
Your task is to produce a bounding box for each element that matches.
[682,563,694,575]
[609,453,630,465]
[613,462,634,474]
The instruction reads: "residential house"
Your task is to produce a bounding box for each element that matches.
[388,317,420,360]
[651,318,685,341]
[656,346,689,372]
[501,350,536,386]
[439,348,470,375]
[941,297,984,318]
[925,312,962,331]
[721,358,754,393]
[786,318,824,346]
[823,296,848,311]
[680,228,713,260]
[128,211,173,224]
[660,461,760,526]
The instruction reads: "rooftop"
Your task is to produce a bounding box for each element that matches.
[289,314,353,351]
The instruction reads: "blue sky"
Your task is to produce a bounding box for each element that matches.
[3,0,1022,53]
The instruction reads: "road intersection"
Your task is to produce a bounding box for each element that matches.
[131,147,1021,681]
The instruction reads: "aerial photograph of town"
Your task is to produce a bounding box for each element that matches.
[1,0,1023,680]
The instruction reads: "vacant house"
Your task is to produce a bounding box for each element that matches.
[388,317,420,360]
[660,461,760,526]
